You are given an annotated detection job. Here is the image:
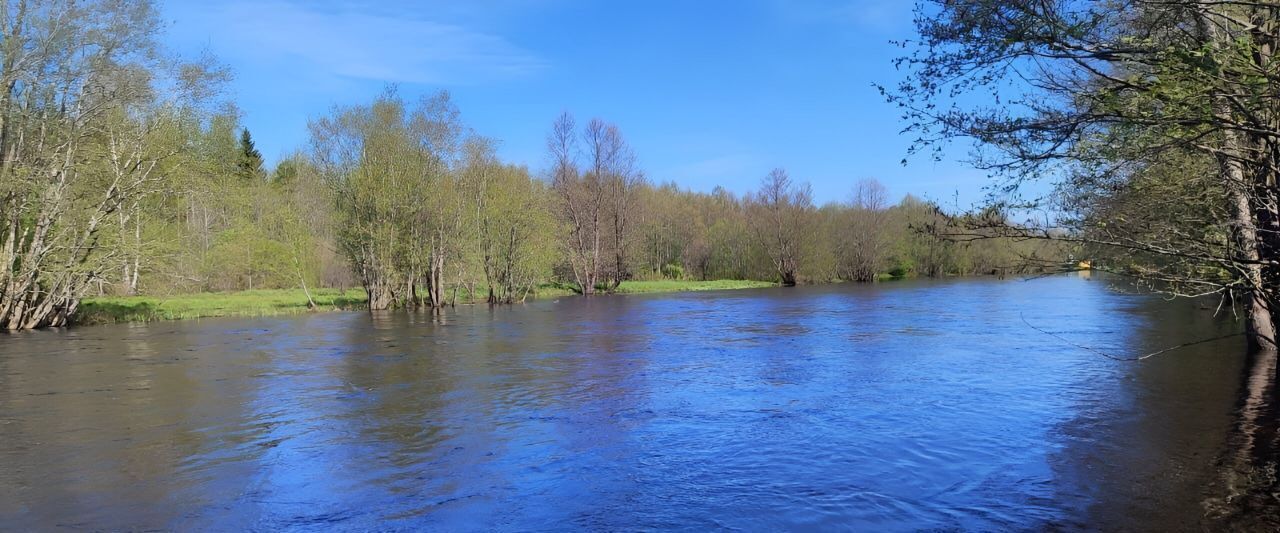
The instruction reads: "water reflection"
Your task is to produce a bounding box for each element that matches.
[0,276,1260,529]
[1206,345,1280,530]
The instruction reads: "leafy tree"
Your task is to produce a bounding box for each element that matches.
[886,0,1280,351]
[0,0,222,329]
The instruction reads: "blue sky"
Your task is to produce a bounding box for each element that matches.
[161,0,992,206]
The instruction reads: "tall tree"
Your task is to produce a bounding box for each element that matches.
[413,91,467,309]
[547,113,643,294]
[888,0,1280,352]
[237,128,265,181]
[839,178,892,282]
[548,112,600,294]
[0,0,218,329]
[746,168,815,286]
[583,118,643,290]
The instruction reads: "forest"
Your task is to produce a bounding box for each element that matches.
[0,0,1061,329]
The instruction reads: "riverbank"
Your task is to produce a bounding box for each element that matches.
[73,280,777,325]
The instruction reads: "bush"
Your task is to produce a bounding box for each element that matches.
[887,260,911,279]
[660,263,685,280]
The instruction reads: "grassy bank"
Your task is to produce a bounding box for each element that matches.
[74,288,368,325]
[74,279,777,325]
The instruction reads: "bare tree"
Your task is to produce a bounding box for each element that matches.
[548,112,600,294]
[746,168,815,286]
[839,178,892,282]
[583,119,643,290]
[547,113,643,293]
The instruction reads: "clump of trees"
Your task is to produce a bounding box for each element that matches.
[310,90,559,309]
[0,0,230,329]
[0,0,352,329]
[886,0,1280,352]
[468,139,559,304]
[624,172,1057,286]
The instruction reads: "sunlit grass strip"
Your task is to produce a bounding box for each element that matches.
[74,288,368,325]
[74,280,777,325]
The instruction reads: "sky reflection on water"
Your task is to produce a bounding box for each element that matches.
[0,275,1249,530]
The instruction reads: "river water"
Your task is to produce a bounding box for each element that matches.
[0,275,1264,530]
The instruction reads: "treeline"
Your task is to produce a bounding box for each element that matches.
[84,88,1058,309]
[199,89,1056,310]
[0,0,1063,329]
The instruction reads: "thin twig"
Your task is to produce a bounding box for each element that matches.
[1020,311,1243,361]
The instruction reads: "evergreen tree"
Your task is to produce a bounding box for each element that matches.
[238,128,265,181]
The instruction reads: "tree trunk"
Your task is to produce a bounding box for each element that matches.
[366,279,394,310]
[298,270,317,310]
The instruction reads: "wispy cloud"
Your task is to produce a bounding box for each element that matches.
[175,0,546,85]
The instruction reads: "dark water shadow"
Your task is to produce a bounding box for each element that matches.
[1047,294,1247,530]
[1203,346,1280,530]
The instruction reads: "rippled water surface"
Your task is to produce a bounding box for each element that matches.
[0,275,1254,530]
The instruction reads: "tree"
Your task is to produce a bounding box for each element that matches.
[0,0,219,329]
[548,113,595,294]
[746,168,815,286]
[237,128,265,181]
[839,178,892,282]
[887,0,1280,352]
[412,91,468,309]
[583,118,643,290]
[467,139,558,303]
[310,92,412,309]
[547,113,643,294]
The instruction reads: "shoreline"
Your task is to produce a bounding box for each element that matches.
[73,280,778,326]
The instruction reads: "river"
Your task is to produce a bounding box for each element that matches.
[0,274,1265,530]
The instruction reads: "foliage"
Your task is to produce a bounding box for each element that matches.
[0,0,225,329]
[886,0,1280,349]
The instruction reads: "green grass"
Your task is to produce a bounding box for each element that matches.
[75,288,368,325]
[73,279,777,325]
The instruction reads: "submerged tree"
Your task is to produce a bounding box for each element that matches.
[310,92,413,309]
